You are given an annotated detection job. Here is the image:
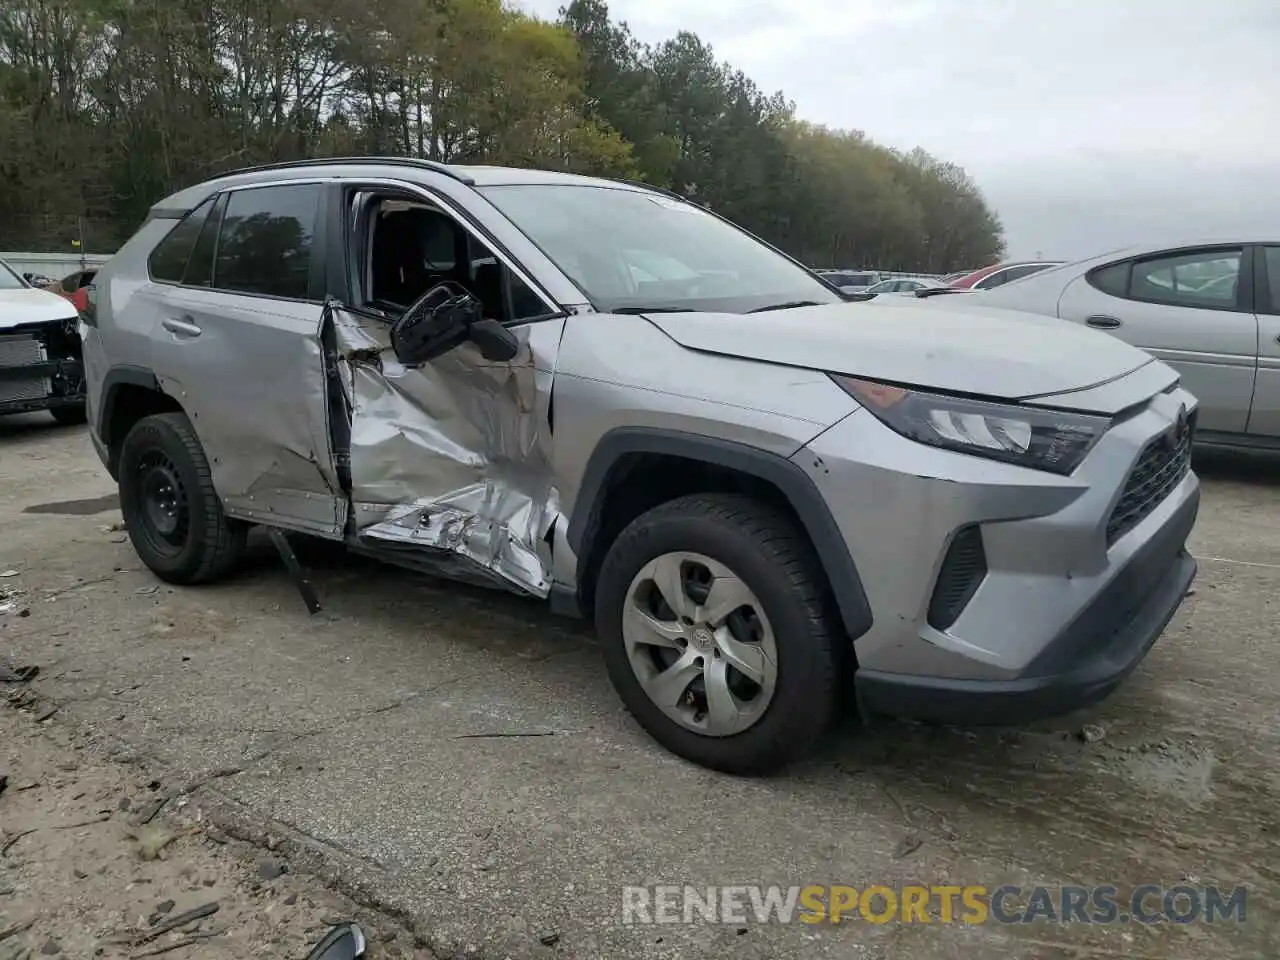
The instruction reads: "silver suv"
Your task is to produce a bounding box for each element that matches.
[82,158,1200,774]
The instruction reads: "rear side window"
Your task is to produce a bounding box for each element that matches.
[147,197,216,282]
[214,184,320,299]
[1130,249,1242,309]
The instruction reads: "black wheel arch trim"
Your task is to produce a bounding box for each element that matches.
[566,427,874,641]
[97,364,182,479]
[98,364,163,444]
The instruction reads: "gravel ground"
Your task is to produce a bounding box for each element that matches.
[1,413,1278,959]
[0,701,432,959]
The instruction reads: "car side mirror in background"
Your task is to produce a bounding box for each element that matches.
[389,281,520,365]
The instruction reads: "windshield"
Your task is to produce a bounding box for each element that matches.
[478,184,841,314]
[0,260,27,290]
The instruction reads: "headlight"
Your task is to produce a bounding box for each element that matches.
[831,375,1108,475]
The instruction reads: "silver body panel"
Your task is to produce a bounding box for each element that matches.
[84,159,1203,693]
[153,285,346,538]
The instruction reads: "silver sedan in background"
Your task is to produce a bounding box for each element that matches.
[974,240,1280,449]
[865,277,952,295]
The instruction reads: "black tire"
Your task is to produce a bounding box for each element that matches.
[50,403,87,426]
[117,412,247,584]
[595,493,843,775]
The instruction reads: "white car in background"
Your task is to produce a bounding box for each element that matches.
[865,277,952,295]
[973,240,1280,447]
[0,257,87,424]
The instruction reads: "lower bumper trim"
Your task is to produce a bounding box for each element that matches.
[0,394,85,416]
[855,507,1198,726]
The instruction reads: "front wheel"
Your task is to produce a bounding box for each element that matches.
[117,412,247,584]
[594,493,843,775]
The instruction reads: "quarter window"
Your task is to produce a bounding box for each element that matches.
[1130,249,1242,308]
[148,197,216,283]
[182,193,227,288]
[1263,247,1280,313]
[1088,262,1130,297]
[214,184,320,299]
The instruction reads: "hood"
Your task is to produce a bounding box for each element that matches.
[643,300,1154,402]
[0,287,79,330]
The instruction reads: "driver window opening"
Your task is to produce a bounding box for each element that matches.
[359,195,548,324]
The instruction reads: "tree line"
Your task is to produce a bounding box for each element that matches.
[0,0,1005,271]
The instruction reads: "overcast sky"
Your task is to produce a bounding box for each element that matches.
[517,0,1280,261]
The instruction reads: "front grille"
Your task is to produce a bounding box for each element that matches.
[1106,416,1194,546]
[0,333,49,404]
[927,525,988,630]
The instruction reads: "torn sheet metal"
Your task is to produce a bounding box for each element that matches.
[329,308,564,598]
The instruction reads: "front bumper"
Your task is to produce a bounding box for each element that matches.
[795,382,1200,723]
[855,488,1197,724]
[0,357,86,415]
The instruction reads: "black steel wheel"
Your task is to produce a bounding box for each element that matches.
[117,412,246,584]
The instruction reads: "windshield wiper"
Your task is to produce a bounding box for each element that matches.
[613,306,696,314]
[747,300,823,313]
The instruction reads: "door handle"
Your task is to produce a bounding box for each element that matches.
[1086,315,1122,329]
[162,316,202,338]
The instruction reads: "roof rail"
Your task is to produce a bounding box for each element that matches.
[613,178,689,201]
[214,156,476,186]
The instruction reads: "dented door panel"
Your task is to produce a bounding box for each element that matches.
[157,286,347,538]
[329,308,564,597]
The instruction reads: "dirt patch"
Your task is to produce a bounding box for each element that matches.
[0,685,432,959]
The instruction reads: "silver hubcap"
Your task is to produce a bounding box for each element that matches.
[622,551,778,737]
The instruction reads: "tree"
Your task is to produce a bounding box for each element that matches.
[0,0,1002,270]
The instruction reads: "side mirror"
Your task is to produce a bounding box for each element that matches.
[389,282,479,366]
[469,317,519,362]
[388,281,521,366]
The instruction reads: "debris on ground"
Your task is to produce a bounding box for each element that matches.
[126,823,201,861]
[0,660,39,683]
[0,702,430,958]
[1077,724,1107,744]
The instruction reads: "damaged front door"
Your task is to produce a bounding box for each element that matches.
[327,186,566,597]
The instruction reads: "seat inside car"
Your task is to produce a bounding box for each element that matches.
[370,209,433,306]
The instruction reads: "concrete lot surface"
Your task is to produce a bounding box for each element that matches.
[2,413,1278,959]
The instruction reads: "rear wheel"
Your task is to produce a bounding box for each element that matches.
[595,493,843,775]
[117,412,246,584]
